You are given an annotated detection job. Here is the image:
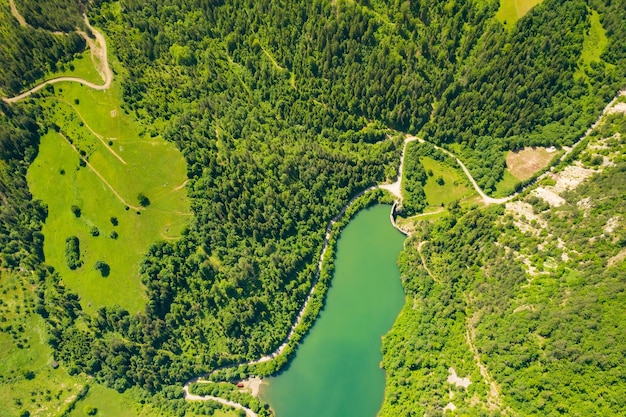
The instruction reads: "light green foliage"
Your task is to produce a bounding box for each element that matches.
[581,9,608,65]
[382,114,626,416]
[401,141,427,216]
[0,271,86,417]
[2,0,626,413]
[426,0,626,194]
[27,83,191,314]
[493,169,519,197]
[53,51,105,87]
[67,384,239,417]
[189,382,271,417]
[575,9,609,80]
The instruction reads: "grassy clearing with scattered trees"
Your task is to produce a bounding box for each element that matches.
[27,82,190,314]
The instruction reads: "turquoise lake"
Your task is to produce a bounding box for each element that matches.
[260,204,406,417]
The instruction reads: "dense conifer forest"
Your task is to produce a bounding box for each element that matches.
[1,0,626,415]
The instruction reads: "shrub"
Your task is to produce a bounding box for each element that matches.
[94,261,110,277]
[137,193,150,207]
[83,405,97,415]
[71,205,81,217]
[65,236,82,269]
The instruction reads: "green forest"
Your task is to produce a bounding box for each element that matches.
[1,0,626,415]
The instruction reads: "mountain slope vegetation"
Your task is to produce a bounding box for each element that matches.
[1,0,625,415]
[383,112,626,415]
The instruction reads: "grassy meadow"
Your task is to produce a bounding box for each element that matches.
[493,146,558,196]
[67,385,240,417]
[575,9,609,80]
[493,169,520,197]
[27,81,191,314]
[398,155,477,231]
[421,156,475,208]
[495,0,544,27]
[47,50,104,87]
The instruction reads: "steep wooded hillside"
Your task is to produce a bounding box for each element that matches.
[382,112,626,415]
[0,0,625,415]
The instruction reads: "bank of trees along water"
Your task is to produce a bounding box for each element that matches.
[2,0,626,415]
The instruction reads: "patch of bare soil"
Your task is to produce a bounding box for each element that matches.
[604,216,621,235]
[447,367,471,389]
[443,402,457,413]
[608,248,626,268]
[533,187,566,207]
[505,201,547,234]
[608,101,626,114]
[506,147,555,180]
[552,165,596,193]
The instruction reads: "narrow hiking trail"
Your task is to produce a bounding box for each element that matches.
[417,241,438,284]
[9,2,626,411]
[411,88,626,207]
[465,314,504,412]
[50,97,127,164]
[415,137,513,205]
[57,131,143,211]
[9,0,27,27]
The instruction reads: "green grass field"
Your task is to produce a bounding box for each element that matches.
[581,10,608,64]
[68,385,239,417]
[493,169,519,198]
[0,271,88,417]
[0,269,233,417]
[495,0,544,27]
[27,82,191,314]
[421,156,475,208]
[575,9,609,80]
[48,51,104,86]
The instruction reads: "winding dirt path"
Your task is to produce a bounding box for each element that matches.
[186,90,626,407]
[9,0,27,27]
[51,97,127,164]
[2,14,112,103]
[183,382,258,417]
[417,241,438,283]
[379,135,419,201]
[416,137,512,205]
[417,88,626,206]
[465,314,503,411]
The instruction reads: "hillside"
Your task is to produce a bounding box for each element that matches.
[382,108,626,416]
[1,0,626,416]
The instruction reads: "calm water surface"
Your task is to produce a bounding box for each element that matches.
[260,204,405,417]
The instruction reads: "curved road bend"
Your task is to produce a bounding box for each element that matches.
[2,15,112,104]
[183,382,258,417]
